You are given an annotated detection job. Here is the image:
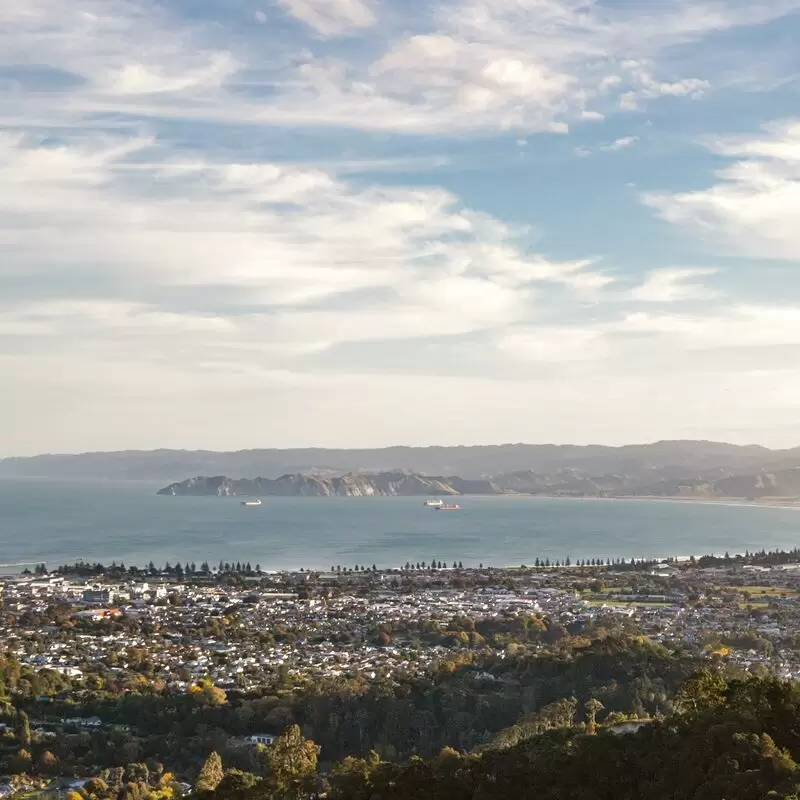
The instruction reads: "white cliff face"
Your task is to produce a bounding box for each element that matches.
[157,471,470,497]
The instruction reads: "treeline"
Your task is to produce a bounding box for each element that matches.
[198,673,800,800]
[28,548,800,580]
[696,547,800,568]
[39,556,667,579]
[46,561,264,579]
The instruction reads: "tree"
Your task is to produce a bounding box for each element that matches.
[37,750,59,775]
[16,709,31,747]
[196,751,224,792]
[84,778,109,796]
[10,748,32,775]
[584,698,604,728]
[263,725,319,800]
[215,769,258,798]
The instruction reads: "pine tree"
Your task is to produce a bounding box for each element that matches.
[196,751,224,792]
[16,709,31,747]
[263,725,318,800]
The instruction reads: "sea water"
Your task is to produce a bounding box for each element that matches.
[1,477,798,572]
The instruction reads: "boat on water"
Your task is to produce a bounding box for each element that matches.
[424,499,444,507]
[435,503,461,511]
[241,499,262,507]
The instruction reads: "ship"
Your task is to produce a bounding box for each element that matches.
[435,503,461,511]
[241,499,262,507]
[424,499,444,507]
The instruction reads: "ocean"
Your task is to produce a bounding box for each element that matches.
[1,477,798,572]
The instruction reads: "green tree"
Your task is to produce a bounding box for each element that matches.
[16,709,31,747]
[10,748,32,775]
[263,725,319,800]
[584,698,604,728]
[196,751,224,793]
[214,769,258,800]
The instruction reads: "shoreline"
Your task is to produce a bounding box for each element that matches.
[575,495,800,509]
[450,493,800,509]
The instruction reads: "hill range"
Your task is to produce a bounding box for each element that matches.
[4,440,800,500]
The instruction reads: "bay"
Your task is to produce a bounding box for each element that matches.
[1,477,798,572]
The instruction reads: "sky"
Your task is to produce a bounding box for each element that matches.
[2,0,800,456]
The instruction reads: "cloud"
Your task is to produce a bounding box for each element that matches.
[2,0,786,135]
[574,135,639,157]
[0,132,611,363]
[645,120,800,260]
[631,268,718,303]
[278,0,376,37]
[2,0,800,454]
[494,303,800,368]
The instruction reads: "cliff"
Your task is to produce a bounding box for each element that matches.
[157,471,491,497]
[157,466,800,499]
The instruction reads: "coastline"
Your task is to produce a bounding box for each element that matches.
[597,495,800,509]
[450,493,800,509]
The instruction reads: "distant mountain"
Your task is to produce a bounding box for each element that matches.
[157,472,488,497]
[157,464,800,500]
[1,440,793,482]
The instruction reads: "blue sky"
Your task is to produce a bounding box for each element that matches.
[2,0,800,455]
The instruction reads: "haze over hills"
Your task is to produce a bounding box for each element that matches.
[157,465,800,500]
[4,440,800,499]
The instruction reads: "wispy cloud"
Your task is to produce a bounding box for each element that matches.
[2,0,800,452]
[278,0,377,37]
[575,134,639,157]
[645,120,800,260]
[631,268,718,303]
[2,0,792,135]
[0,132,612,364]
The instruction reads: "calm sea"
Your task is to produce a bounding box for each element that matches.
[1,478,799,572]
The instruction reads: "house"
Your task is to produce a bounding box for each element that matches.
[82,588,111,604]
[247,733,277,746]
[607,720,651,736]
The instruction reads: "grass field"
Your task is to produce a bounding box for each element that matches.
[721,585,800,598]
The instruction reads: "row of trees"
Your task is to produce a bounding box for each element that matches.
[47,561,264,578]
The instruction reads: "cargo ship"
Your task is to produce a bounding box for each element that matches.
[435,503,461,511]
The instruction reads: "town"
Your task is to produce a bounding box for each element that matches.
[4,551,800,797]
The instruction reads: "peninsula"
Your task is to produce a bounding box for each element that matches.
[157,465,800,500]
